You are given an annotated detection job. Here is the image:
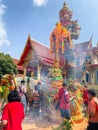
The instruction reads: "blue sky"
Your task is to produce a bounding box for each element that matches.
[0,0,98,59]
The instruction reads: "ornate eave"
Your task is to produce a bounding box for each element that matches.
[18,35,55,68]
[18,35,32,66]
[90,64,98,68]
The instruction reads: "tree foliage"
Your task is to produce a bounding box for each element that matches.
[0,53,18,76]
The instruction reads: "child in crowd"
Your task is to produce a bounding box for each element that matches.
[18,80,28,114]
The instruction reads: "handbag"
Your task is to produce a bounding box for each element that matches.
[55,89,67,110]
[55,99,60,110]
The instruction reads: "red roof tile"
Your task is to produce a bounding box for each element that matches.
[31,39,55,64]
[18,36,55,66]
[75,41,89,52]
[13,58,23,70]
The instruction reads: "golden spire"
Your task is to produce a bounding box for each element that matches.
[63,0,68,8]
[63,1,71,13]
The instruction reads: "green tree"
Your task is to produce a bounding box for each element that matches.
[0,53,18,76]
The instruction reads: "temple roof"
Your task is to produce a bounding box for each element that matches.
[30,39,55,65]
[13,58,23,71]
[75,42,89,51]
[75,41,91,53]
[18,35,55,66]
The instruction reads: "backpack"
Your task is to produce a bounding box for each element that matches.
[19,86,28,104]
[63,90,69,103]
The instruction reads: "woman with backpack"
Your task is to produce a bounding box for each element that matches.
[57,82,71,122]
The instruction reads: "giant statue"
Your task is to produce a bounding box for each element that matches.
[49,1,84,124]
[59,2,81,40]
[59,1,81,80]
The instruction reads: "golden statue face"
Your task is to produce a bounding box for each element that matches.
[31,71,34,77]
[64,13,70,21]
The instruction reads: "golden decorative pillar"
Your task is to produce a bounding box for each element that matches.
[55,47,60,68]
[23,67,27,79]
[37,62,42,81]
[23,62,28,79]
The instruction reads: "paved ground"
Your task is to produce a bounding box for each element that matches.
[22,111,87,130]
[22,110,61,130]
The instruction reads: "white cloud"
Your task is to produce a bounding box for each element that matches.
[33,0,48,7]
[0,3,11,47]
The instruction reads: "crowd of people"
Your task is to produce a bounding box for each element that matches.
[0,79,98,130]
[55,82,98,130]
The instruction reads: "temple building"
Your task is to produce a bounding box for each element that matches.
[75,38,98,85]
[18,35,54,80]
[13,58,23,76]
[17,2,98,85]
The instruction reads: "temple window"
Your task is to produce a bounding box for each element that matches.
[86,73,90,83]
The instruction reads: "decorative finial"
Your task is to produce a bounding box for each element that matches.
[63,1,66,6]
[91,34,93,40]
[89,34,93,42]
[61,0,72,14]
[63,0,68,8]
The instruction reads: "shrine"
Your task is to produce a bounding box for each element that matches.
[18,35,55,80]
[17,1,98,85]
